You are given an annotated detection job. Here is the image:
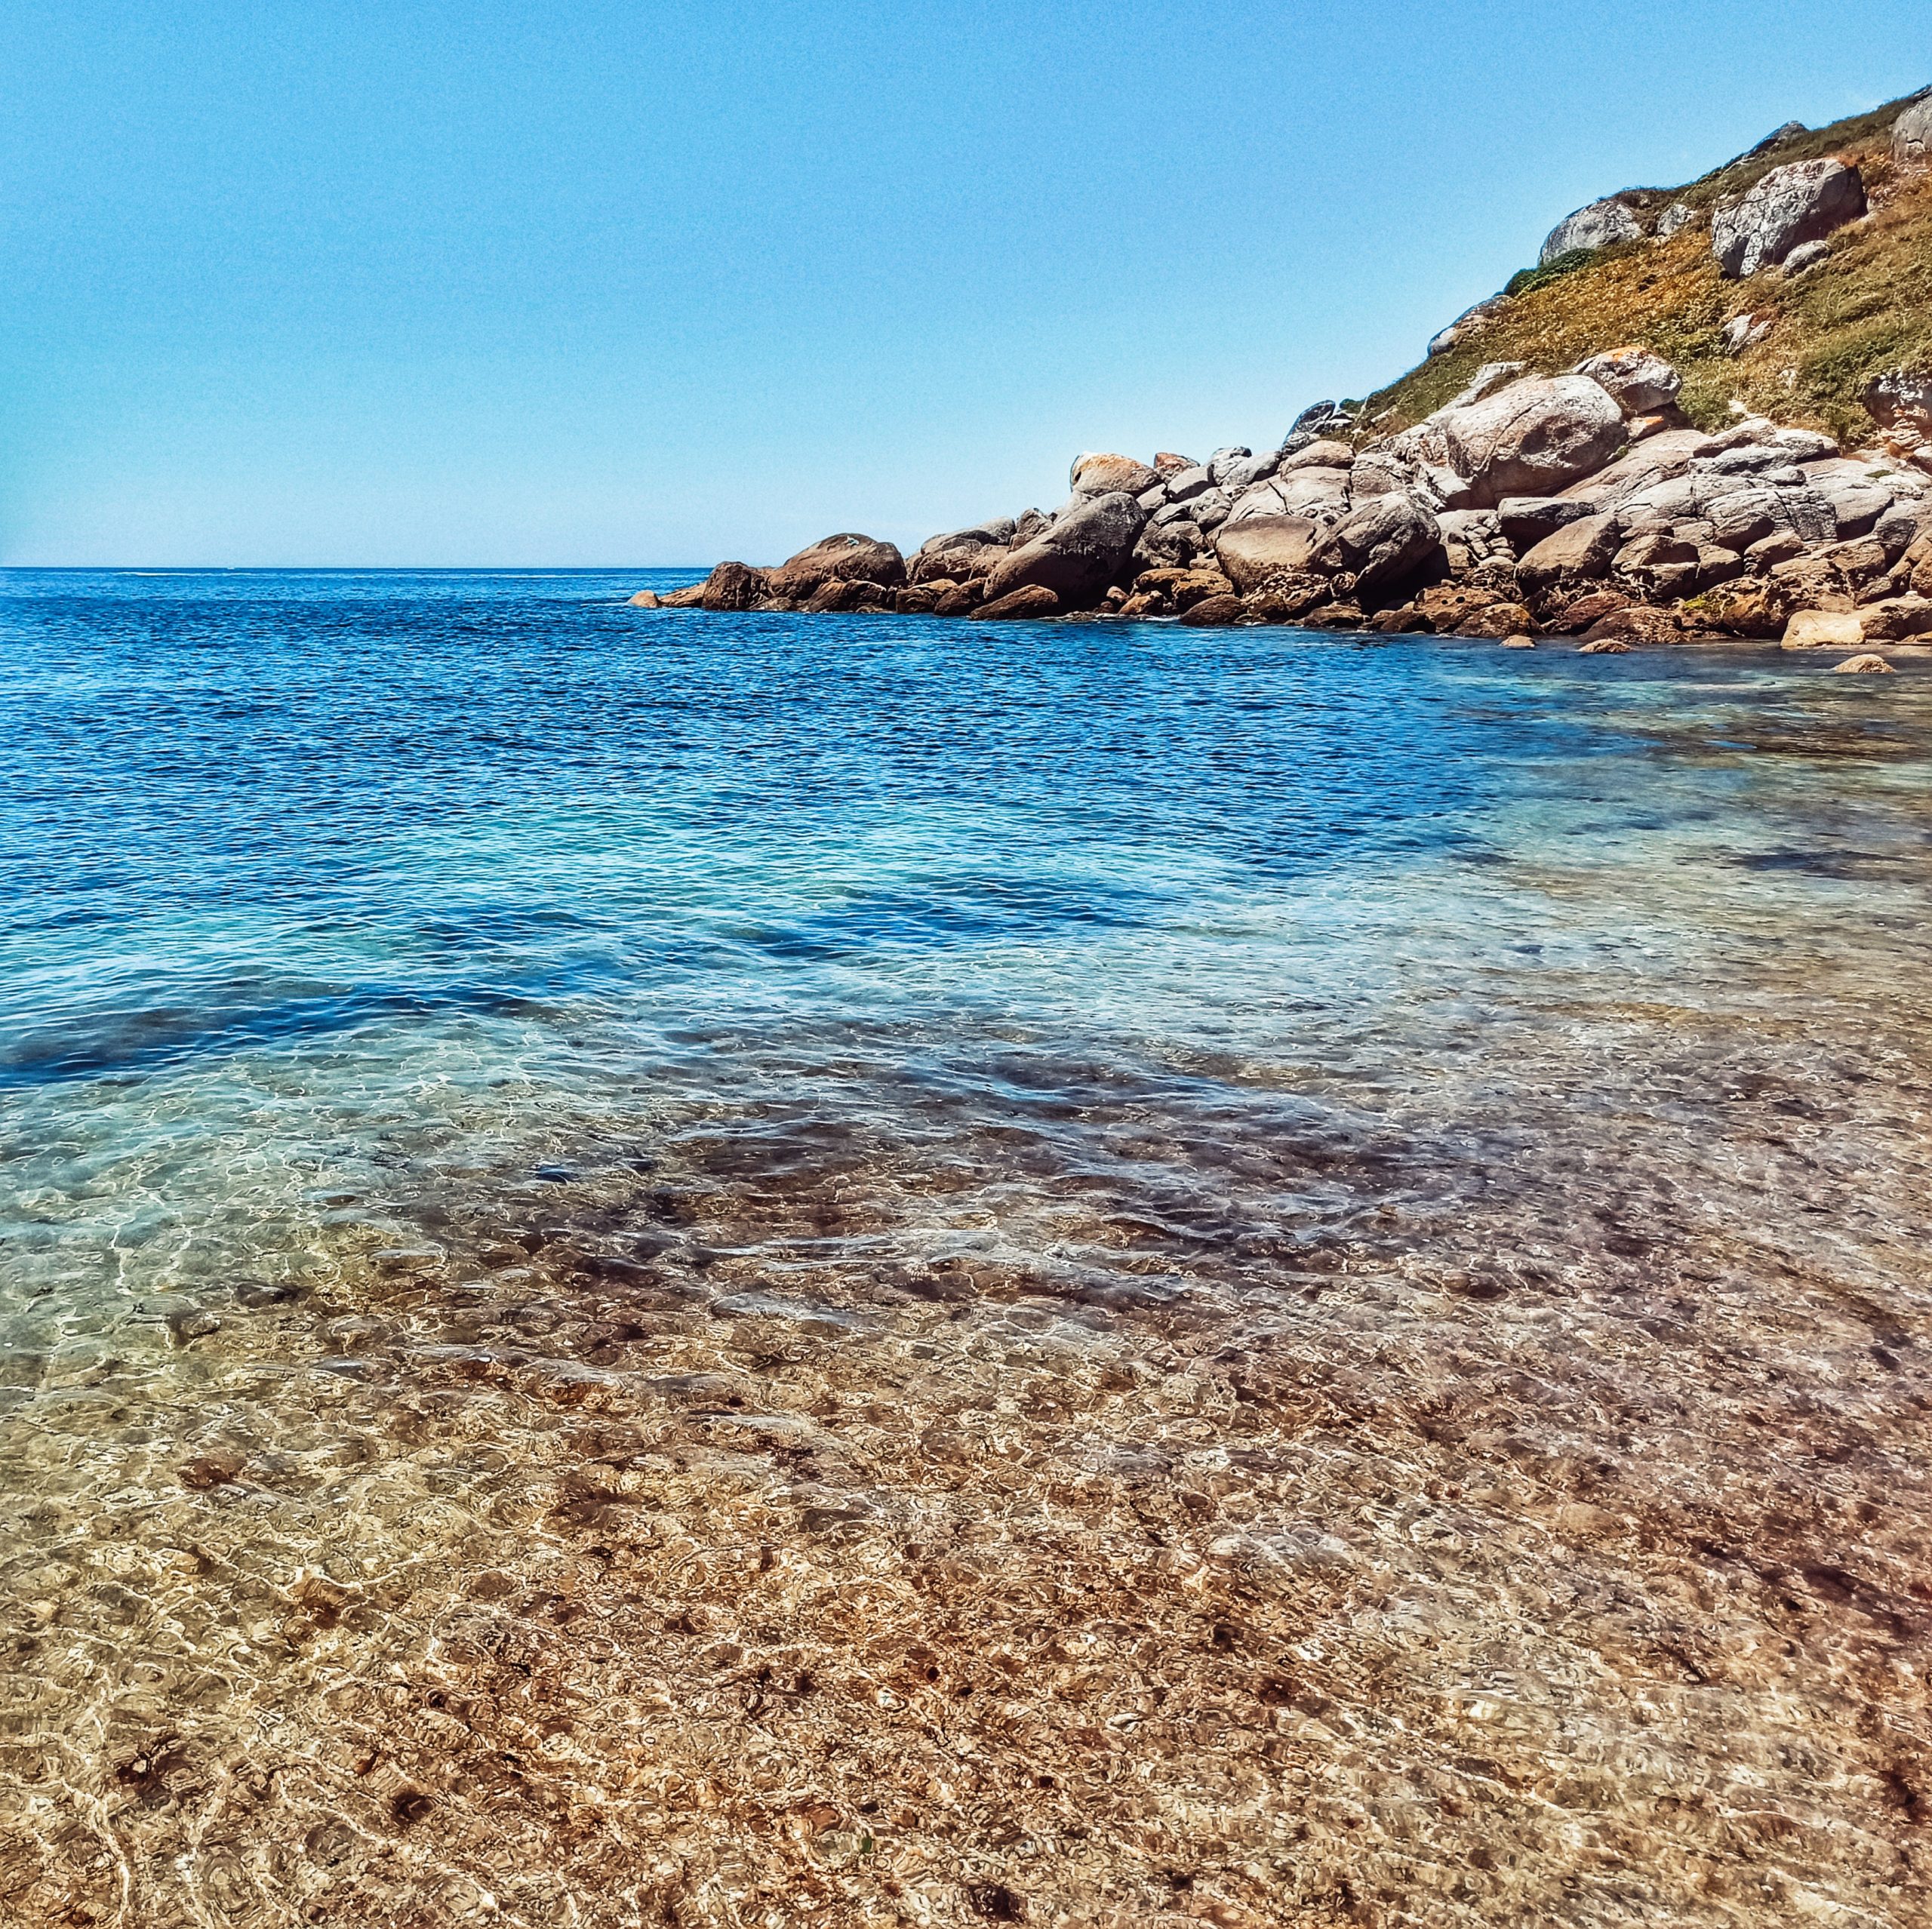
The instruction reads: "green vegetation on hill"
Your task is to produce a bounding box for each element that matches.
[1364,92,1932,448]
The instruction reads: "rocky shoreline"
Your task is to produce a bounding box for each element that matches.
[638,94,1932,669]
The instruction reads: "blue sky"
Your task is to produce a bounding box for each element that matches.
[2,1,1924,566]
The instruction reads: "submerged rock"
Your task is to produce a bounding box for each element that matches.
[968,583,1060,621]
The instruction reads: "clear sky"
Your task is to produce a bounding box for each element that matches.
[2,1,1925,566]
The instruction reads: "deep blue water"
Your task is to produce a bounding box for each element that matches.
[5,568,1929,1152]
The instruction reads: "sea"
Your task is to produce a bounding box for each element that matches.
[1,568,1927,1927]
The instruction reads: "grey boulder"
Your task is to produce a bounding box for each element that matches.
[1516,512,1623,591]
[1312,494,1441,595]
[1214,516,1321,593]
[1657,201,1700,239]
[983,491,1146,608]
[1712,158,1866,278]
[1497,497,1598,546]
[1392,374,1627,509]
[1895,94,1932,168]
[1863,369,1932,435]
[1447,361,1527,410]
[1540,197,1642,264]
[1574,347,1681,416]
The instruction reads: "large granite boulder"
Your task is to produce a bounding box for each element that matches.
[983,491,1146,608]
[1711,159,1866,278]
[1312,494,1441,596]
[1214,517,1322,593]
[1863,369,1932,436]
[700,561,768,611]
[1393,375,1627,509]
[1574,347,1681,416]
[1070,453,1162,498]
[1540,198,1642,264]
[1895,94,1932,168]
[767,533,907,599]
[909,518,1016,584]
[1516,512,1623,592]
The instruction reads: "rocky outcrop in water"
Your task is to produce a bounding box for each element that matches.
[650,90,1932,655]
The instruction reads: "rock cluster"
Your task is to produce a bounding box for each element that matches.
[648,94,1932,654]
[651,356,1932,654]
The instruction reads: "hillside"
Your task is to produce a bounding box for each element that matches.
[1366,92,1932,447]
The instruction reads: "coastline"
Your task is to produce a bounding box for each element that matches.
[645,91,1932,673]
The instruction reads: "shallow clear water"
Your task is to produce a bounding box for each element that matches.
[2,571,1930,1927]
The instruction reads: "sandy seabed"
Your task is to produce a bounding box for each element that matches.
[2,980,1928,1929]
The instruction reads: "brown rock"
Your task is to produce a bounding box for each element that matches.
[626,589,663,608]
[1459,602,1537,639]
[1071,452,1162,498]
[1118,592,1164,618]
[1135,567,1236,611]
[1833,652,1895,673]
[1243,571,1334,623]
[1699,583,1783,638]
[1500,635,1537,649]
[1578,637,1632,654]
[1582,606,1686,646]
[1766,552,1856,615]
[933,580,984,617]
[1214,515,1321,593]
[1368,605,1430,633]
[1414,583,1505,630]
[1857,595,1932,641]
[1745,531,1807,568]
[768,534,908,600]
[1545,588,1631,634]
[1180,595,1245,627]
[1518,512,1623,593]
[969,584,1060,622]
[1300,602,1366,629]
[662,583,709,608]
[911,541,1008,585]
[700,561,769,611]
[1826,538,1896,599]
[894,585,939,614]
[1152,451,1198,478]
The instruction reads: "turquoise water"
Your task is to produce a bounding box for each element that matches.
[3,570,1930,1926]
